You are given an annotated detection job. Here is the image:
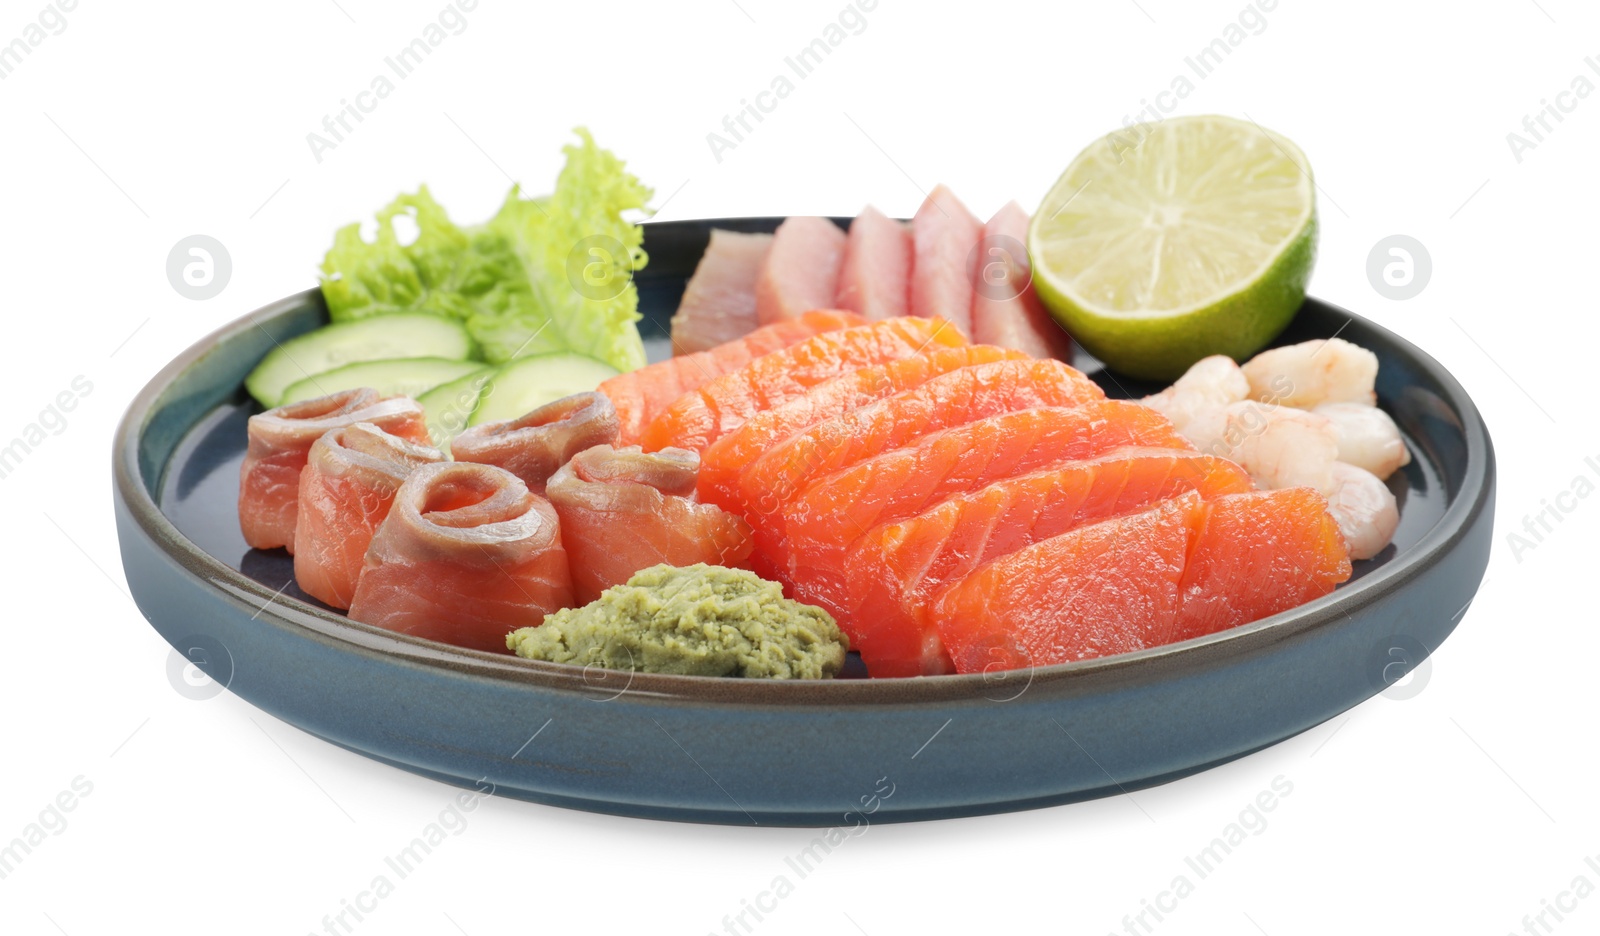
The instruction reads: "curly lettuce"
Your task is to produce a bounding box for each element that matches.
[318,128,651,371]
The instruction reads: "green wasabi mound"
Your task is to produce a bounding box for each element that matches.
[507,564,848,679]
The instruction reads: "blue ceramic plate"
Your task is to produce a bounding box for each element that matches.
[114,218,1494,826]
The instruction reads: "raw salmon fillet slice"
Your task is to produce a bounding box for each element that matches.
[971,201,1074,360]
[741,358,1107,557]
[774,402,1194,671]
[546,444,754,604]
[451,391,619,495]
[293,423,444,610]
[910,185,984,337]
[669,230,773,355]
[698,344,1029,516]
[347,461,574,653]
[755,217,847,324]
[638,316,968,453]
[239,388,430,552]
[843,449,1253,675]
[835,206,912,321]
[931,493,1207,674]
[601,309,861,445]
[1172,488,1352,642]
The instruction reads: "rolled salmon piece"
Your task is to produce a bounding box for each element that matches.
[239,388,430,552]
[348,462,574,652]
[546,445,754,604]
[293,423,445,610]
[450,391,620,495]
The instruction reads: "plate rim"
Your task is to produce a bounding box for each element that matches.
[114,236,1494,707]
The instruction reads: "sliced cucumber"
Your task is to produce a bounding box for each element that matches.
[280,358,487,406]
[245,314,474,407]
[469,353,621,426]
[417,368,497,449]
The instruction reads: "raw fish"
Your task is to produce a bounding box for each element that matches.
[452,391,619,494]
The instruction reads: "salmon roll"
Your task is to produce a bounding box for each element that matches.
[239,388,430,552]
[348,462,574,653]
[292,423,444,610]
[451,391,620,495]
[546,445,754,604]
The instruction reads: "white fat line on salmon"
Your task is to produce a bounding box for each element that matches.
[1506,56,1600,164]
[704,776,895,936]
[305,778,496,936]
[0,375,92,482]
[1505,458,1600,563]
[706,0,880,164]
[304,0,480,164]
[1104,775,1293,936]
[1105,0,1280,163]
[1505,855,1600,936]
[0,775,93,883]
[0,0,76,81]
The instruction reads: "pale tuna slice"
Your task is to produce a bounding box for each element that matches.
[669,230,773,355]
[834,206,911,321]
[971,201,1074,360]
[754,216,847,324]
[910,185,984,337]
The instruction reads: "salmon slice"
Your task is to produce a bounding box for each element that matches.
[971,201,1074,360]
[452,391,619,495]
[348,462,574,653]
[546,445,754,604]
[843,450,1253,675]
[755,217,847,325]
[1172,488,1351,642]
[931,493,1207,674]
[835,206,912,321]
[775,402,1194,673]
[293,423,444,610]
[744,360,1109,563]
[638,316,968,454]
[239,388,430,552]
[698,344,1029,516]
[601,309,861,445]
[910,185,984,337]
[669,230,773,355]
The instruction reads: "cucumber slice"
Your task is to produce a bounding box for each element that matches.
[279,358,487,405]
[245,314,474,407]
[417,368,497,449]
[469,353,621,426]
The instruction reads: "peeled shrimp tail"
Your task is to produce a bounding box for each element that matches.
[451,391,620,494]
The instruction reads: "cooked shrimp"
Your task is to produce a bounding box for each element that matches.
[1313,402,1412,480]
[1142,355,1249,453]
[1241,338,1378,408]
[1219,401,1339,493]
[1324,461,1399,560]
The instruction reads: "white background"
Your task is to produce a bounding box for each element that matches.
[1,1,1594,933]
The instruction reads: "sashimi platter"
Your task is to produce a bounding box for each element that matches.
[115,118,1494,823]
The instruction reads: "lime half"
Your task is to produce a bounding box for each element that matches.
[1029,115,1317,381]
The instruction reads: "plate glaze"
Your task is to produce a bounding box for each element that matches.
[114,218,1494,825]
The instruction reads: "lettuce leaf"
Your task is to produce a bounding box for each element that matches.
[318,128,651,371]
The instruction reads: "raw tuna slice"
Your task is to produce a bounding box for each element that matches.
[910,185,984,337]
[843,449,1251,675]
[546,445,754,604]
[971,201,1074,360]
[835,206,911,321]
[239,388,430,552]
[638,316,968,454]
[451,391,619,495]
[1171,488,1351,642]
[347,461,573,653]
[601,309,862,445]
[293,423,444,610]
[669,230,773,354]
[931,493,1207,674]
[754,217,847,324]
